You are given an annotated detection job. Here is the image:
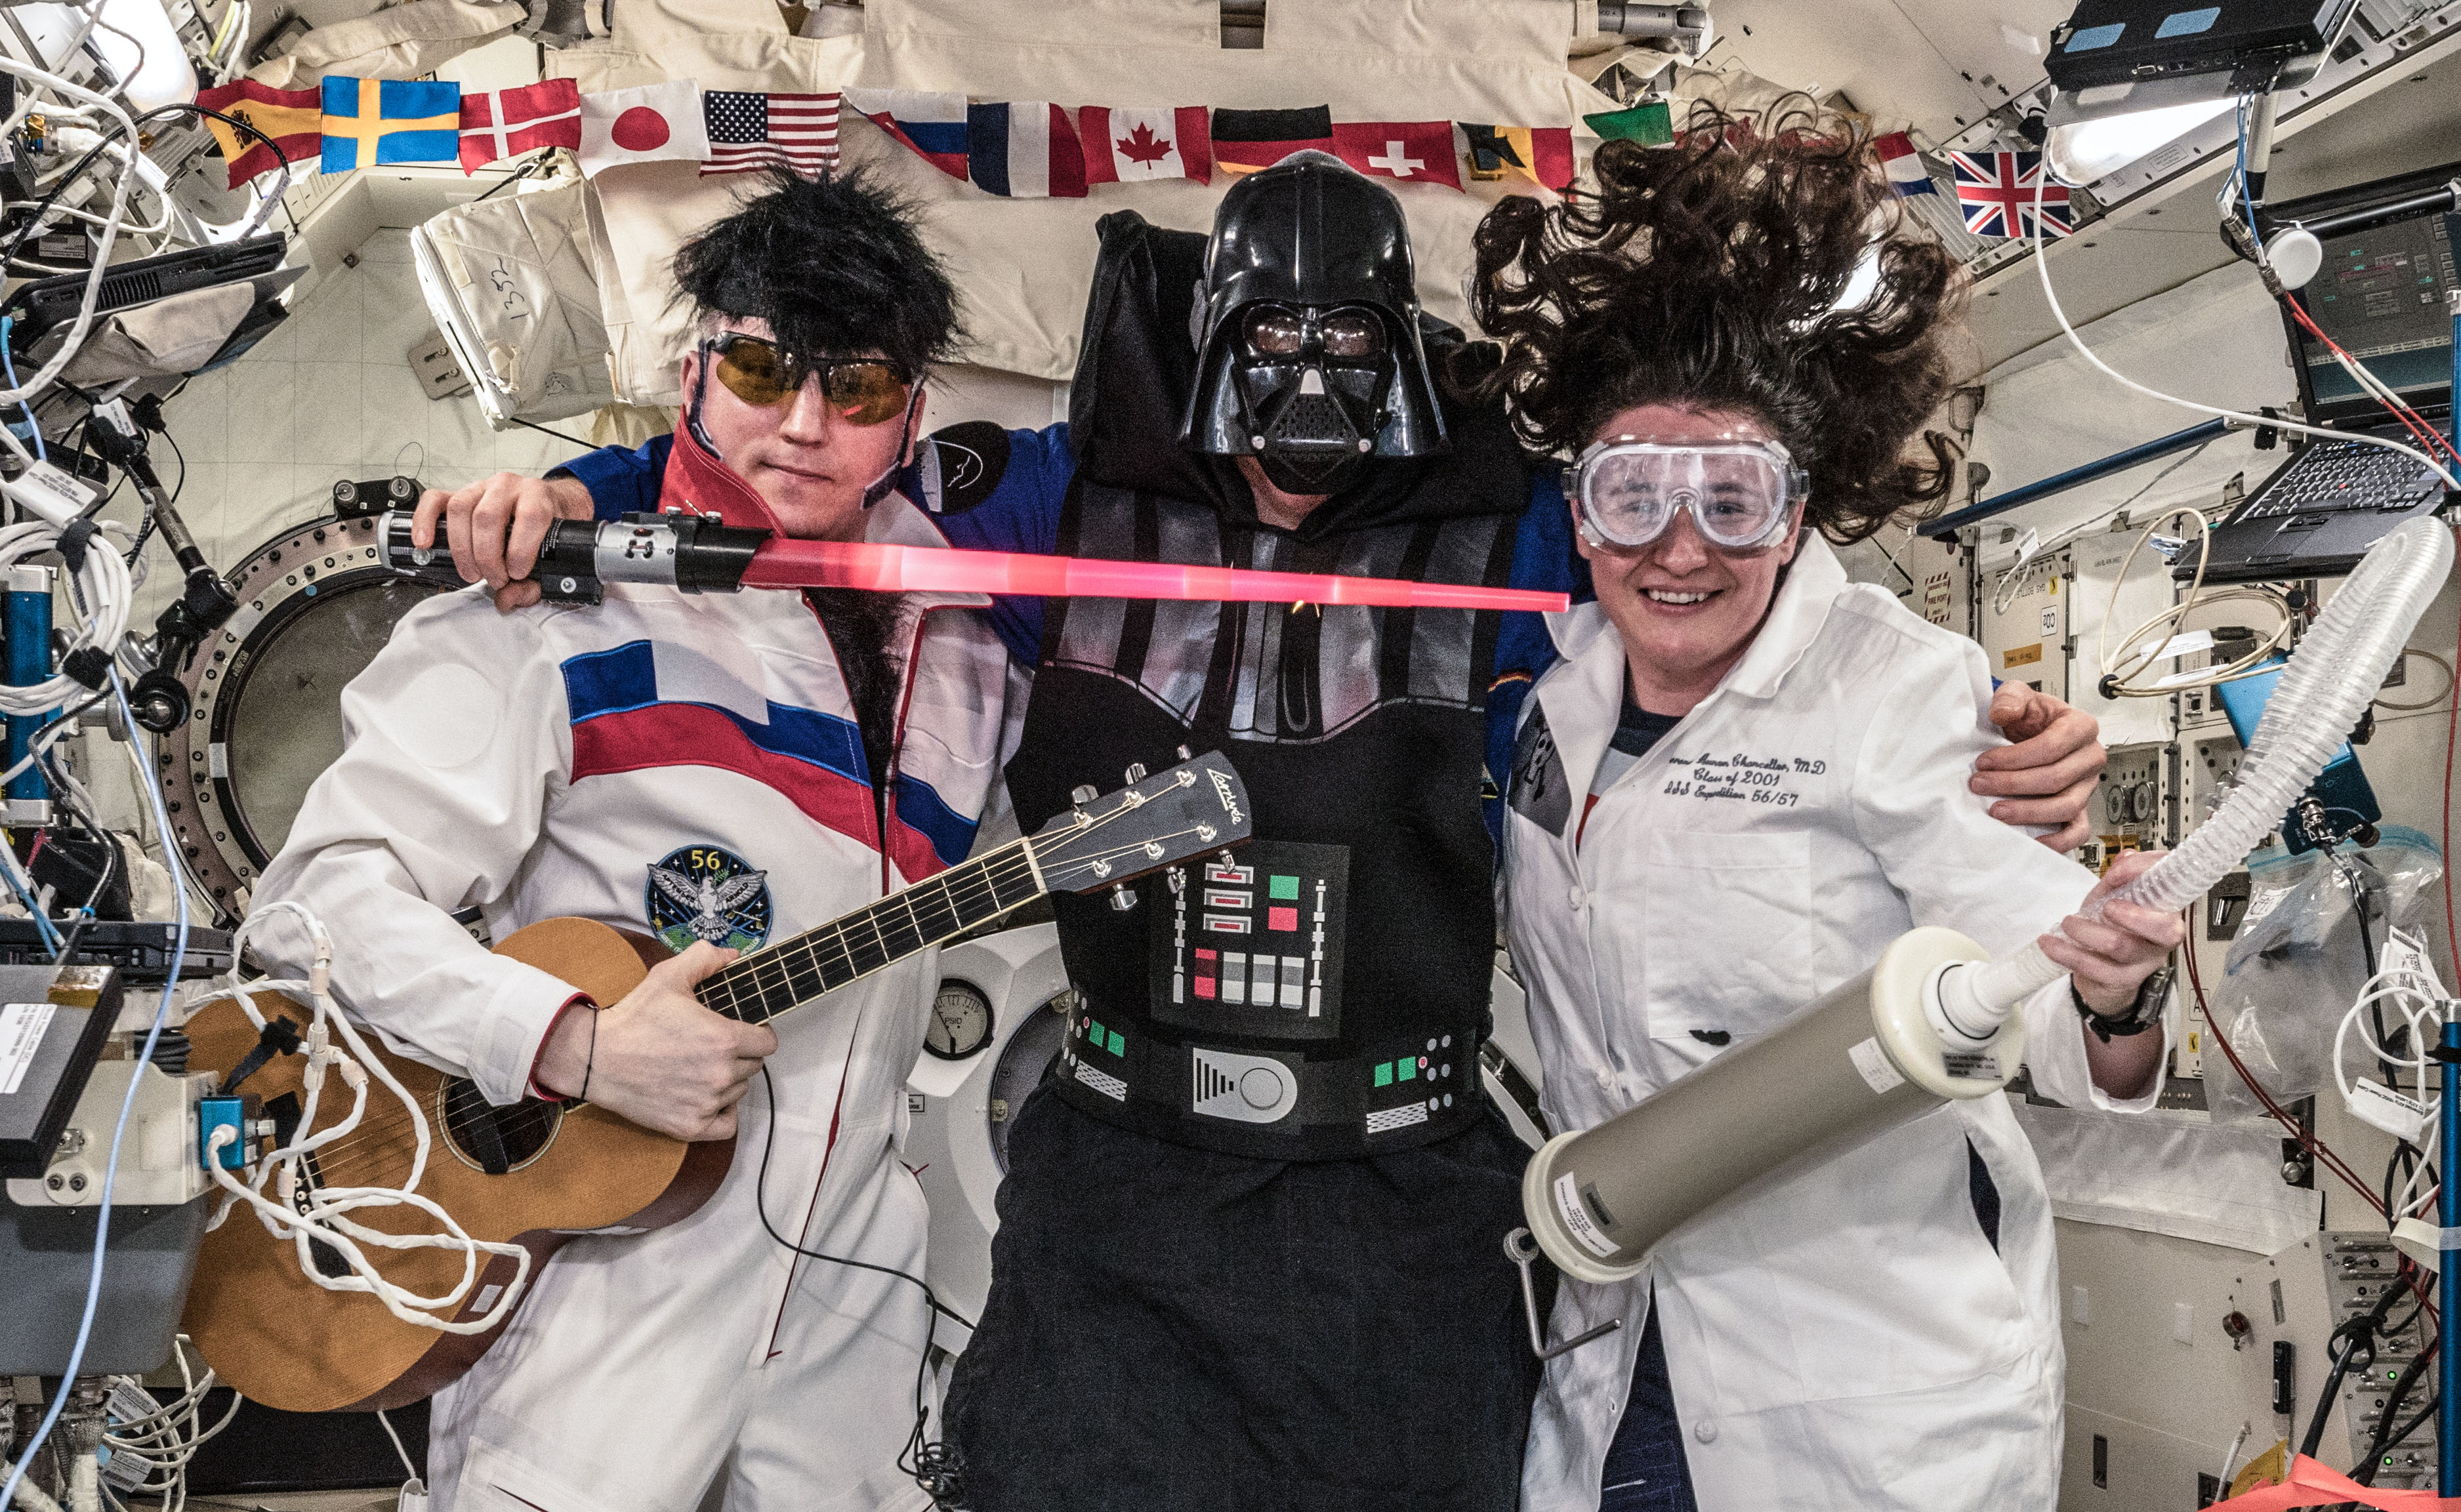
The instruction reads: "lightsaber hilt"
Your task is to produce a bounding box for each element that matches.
[377,510,768,605]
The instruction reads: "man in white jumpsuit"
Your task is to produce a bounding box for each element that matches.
[256,171,1021,1512]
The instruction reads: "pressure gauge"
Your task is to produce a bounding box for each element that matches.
[924,981,994,1061]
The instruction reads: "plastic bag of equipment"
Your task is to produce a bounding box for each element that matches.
[410,175,613,427]
[2204,825,2447,1125]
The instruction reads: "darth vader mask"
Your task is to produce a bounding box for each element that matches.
[1184,152,1447,498]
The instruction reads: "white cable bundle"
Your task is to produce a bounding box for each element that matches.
[198,902,531,1336]
[2335,928,2449,1221]
[0,515,131,718]
[95,1348,242,1512]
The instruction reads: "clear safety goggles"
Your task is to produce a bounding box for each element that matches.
[1563,438,1809,552]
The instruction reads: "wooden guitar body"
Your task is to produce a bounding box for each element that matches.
[180,918,724,1413]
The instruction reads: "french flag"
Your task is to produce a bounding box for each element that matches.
[1874,132,1936,197]
[844,88,968,178]
[966,101,1086,198]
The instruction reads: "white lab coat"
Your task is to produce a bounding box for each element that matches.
[1502,536,2165,1512]
[253,489,1024,1512]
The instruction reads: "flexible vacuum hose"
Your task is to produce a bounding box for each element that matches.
[1954,516,2454,1025]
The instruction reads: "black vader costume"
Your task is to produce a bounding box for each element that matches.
[943,153,1550,1511]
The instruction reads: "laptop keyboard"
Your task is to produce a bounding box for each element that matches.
[2237,439,2445,523]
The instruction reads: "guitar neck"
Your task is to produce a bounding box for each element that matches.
[694,838,1048,1026]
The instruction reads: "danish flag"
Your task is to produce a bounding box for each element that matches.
[1949,151,2070,239]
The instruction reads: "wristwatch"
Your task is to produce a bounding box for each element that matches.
[2073,968,2172,1043]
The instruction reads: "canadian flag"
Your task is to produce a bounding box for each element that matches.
[1330,121,1462,190]
[1078,106,1211,185]
[577,81,709,175]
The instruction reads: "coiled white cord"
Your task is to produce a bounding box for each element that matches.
[195,902,531,1336]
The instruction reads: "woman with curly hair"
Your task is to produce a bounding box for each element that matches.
[1478,112,2182,1510]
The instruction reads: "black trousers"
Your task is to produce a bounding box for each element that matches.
[943,1086,1548,1511]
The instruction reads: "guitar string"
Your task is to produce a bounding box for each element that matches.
[295,778,1222,1172]
[699,775,1218,1017]
[298,849,1052,1174]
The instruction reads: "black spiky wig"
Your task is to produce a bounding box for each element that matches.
[669,167,962,379]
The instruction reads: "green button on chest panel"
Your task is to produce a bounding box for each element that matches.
[1151,839,1352,1042]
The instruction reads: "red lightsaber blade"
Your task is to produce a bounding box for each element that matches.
[739,538,1571,613]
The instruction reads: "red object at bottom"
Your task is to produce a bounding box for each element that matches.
[2202,1456,2461,1511]
[739,538,1571,613]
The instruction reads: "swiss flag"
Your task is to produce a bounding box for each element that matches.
[459,79,582,174]
[1078,106,1211,185]
[577,81,709,176]
[1331,121,1462,190]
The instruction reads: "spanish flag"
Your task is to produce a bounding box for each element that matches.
[1461,125,1575,190]
[1210,106,1334,174]
[321,78,461,173]
[195,80,321,188]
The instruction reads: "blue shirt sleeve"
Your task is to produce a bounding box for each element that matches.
[1485,470,1590,845]
[556,435,670,522]
[927,424,1075,667]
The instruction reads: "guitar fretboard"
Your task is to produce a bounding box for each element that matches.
[695,838,1046,1025]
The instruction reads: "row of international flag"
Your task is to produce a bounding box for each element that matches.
[192,75,1581,197]
[1875,131,2075,240]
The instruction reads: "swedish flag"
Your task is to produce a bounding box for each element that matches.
[320,78,460,173]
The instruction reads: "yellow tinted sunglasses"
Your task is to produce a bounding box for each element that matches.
[703,335,914,426]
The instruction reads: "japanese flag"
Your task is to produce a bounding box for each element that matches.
[577,81,709,175]
[1078,106,1211,185]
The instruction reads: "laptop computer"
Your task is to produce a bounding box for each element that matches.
[1,234,290,346]
[2189,163,2458,583]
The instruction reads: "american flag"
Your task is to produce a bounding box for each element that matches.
[702,90,840,178]
[1949,150,2070,239]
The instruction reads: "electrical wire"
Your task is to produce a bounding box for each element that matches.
[0,668,186,1512]
[2374,649,2454,713]
[751,1064,970,1505]
[2092,502,2295,698]
[2029,138,2461,497]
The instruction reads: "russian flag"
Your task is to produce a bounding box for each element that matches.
[966,101,1086,198]
[844,88,968,179]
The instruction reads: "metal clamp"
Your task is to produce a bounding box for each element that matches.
[1504,1227,1622,1361]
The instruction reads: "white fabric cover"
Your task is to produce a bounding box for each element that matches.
[2008,1095,2322,1254]
[545,0,1623,402]
[31,281,255,384]
[250,0,527,89]
[411,176,615,426]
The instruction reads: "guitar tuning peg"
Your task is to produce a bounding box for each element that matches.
[1176,745,1192,762]
[1107,883,1138,912]
[1125,762,1148,784]
[1070,785,1098,806]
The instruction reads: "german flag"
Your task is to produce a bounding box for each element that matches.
[1210,106,1334,174]
[196,80,322,188]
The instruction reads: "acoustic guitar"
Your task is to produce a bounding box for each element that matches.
[181,751,1252,1413]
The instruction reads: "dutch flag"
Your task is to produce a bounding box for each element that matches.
[966,101,1087,198]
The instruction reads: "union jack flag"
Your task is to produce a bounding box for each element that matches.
[1949,150,2071,239]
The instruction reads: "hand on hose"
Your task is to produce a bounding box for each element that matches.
[411,472,596,614]
[2039,849,2184,1017]
[1972,682,2106,852]
[533,942,776,1140]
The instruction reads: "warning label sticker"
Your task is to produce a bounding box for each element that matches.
[1554,1171,1621,1259]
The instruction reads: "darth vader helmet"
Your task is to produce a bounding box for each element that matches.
[1182,151,1448,495]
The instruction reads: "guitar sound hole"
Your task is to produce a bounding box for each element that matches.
[437,1078,564,1175]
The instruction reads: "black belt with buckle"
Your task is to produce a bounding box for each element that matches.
[1048,1008,1489,1162]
